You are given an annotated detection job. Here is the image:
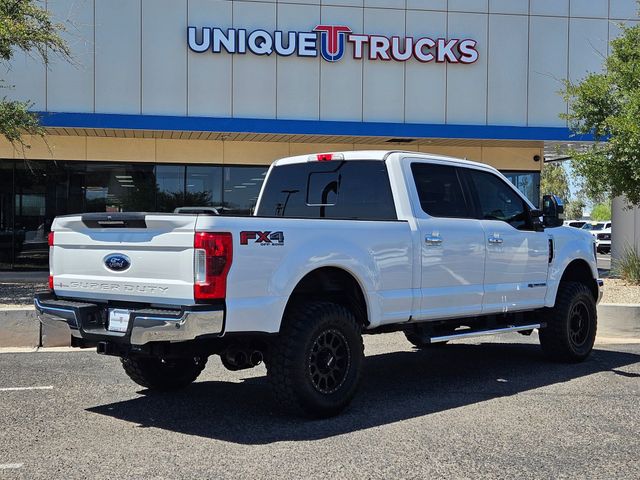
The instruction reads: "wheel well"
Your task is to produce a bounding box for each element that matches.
[284,267,369,328]
[560,259,598,301]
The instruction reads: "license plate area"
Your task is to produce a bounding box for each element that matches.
[107,308,131,333]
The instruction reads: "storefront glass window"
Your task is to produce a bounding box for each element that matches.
[84,163,156,212]
[186,166,223,209]
[0,161,14,270]
[222,166,268,215]
[0,161,273,270]
[502,171,541,207]
[66,162,86,213]
[156,165,185,212]
[13,161,67,269]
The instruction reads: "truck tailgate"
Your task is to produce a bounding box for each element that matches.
[50,214,197,305]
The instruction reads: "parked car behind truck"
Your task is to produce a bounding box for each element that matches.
[581,222,612,254]
[36,151,602,417]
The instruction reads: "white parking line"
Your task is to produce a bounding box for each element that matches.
[0,386,53,392]
[0,463,24,470]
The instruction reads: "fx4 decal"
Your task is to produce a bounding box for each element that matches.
[240,231,285,246]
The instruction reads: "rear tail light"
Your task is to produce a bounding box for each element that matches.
[48,232,54,292]
[194,232,233,301]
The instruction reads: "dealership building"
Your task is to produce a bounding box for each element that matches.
[1,0,638,270]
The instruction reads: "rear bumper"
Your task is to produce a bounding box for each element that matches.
[34,292,224,346]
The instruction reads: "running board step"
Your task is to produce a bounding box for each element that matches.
[429,323,542,344]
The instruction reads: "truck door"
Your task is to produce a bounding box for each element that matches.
[463,168,549,313]
[406,161,486,320]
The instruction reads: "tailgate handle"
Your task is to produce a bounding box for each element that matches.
[81,213,147,229]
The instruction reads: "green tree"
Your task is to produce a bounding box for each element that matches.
[564,198,585,220]
[591,201,612,221]
[562,19,640,206]
[540,162,570,202]
[0,0,69,146]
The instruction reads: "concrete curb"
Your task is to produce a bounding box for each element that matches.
[0,304,638,348]
[0,309,40,348]
[597,304,640,339]
[0,307,70,348]
[0,346,92,354]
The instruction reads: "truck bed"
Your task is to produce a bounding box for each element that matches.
[50,212,414,333]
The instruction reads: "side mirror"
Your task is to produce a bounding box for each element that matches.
[529,208,545,232]
[542,194,564,228]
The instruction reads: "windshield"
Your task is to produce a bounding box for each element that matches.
[581,223,605,231]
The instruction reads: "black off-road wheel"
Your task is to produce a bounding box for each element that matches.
[539,281,597,362]
[266,301,364,418]
[404,323,449,349]
[120,356,207,391]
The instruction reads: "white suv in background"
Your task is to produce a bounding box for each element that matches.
[582,222,611,254]
[563,220,587,229]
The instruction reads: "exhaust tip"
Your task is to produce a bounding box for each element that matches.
[250,350,263,366]
[234,351,248,367]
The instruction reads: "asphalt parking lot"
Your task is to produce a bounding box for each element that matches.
[1,333,639,479]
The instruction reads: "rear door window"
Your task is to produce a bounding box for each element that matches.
[257,160,397,220]
[410,163,471,218]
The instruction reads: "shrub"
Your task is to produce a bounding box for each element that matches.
[613,244,640,285]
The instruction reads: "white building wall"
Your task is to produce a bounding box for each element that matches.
[3,52,46,111]
[232,1,277,119]
[527,15,568,127]
[530,0,569,17]
[46,0,94,113]
[277,3,321,120]
[487,14,528,126]
[489,0,528,15]
[319,5,363,121]
[404,9,447,123]
[612,197,640,263]
[611,0,640,19]
[445,12,488,124]
[362,8,405,122]
[95,0,141,114]
[188,0,233,117]
[4,0,639,127]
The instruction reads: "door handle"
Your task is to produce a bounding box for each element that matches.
[488,236,503,244]
[425,235,443,245]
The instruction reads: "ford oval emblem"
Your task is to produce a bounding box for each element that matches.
[104,253,131,272]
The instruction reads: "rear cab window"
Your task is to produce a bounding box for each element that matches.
[256,160,397,220]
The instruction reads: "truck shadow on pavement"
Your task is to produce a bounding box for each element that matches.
[87,343,640,445]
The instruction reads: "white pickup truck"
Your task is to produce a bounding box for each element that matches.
[36,151,603,417]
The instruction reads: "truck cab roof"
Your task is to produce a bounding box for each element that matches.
[273,150,500,174]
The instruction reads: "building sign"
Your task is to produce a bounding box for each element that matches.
[188,25,478,64]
